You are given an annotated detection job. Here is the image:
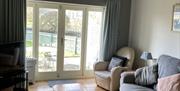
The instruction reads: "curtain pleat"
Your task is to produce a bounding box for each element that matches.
[0,0,26,43]
[100,0,125,61]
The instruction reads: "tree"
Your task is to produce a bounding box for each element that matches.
[39,10,58,33]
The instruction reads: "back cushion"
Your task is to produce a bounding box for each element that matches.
[158,55,180,78]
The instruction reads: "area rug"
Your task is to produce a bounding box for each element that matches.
[48,80,77,87]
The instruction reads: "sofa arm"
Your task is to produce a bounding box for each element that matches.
[110,66,125,91]
[120,71,135,85]
[111,66,129,77]
[93,61,109,71]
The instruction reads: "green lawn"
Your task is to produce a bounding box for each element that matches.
[26,40,33,47]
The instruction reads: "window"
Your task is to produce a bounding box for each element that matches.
[86,11,103,70]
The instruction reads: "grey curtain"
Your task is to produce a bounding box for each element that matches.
[100,0,130,61]
[0,0,26,43]
[0,0,26,65]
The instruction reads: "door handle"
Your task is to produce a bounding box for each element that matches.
[61,37,64,46]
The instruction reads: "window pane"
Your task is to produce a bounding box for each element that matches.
[38,8,58,72]
[26,7,33,57]
[86,11,103,70]
[64,10,83,71]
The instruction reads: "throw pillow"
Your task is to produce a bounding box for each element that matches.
[112,55,128,66]
[12,48,20,65]
[0,53,14,66]
[108,57,125,71]
[112,55,128,61]
[135,64,158,86]
[157,73,180,91]
[0,48,20,66]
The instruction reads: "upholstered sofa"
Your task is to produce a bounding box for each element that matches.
[120,55,180,91]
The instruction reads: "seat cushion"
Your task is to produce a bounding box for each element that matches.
[95,71,111,78]
[120,84,155,91]
[95,71,111,90]
[158,55,180,78]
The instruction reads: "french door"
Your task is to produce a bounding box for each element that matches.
[26,2,104,80]
[60,7,84,79]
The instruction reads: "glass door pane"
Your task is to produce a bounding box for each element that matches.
[26,7,33,57]
[64,10,83,71]
[38,8,58,72]
[86,11,103,70]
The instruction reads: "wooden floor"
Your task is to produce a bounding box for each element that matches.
[29,79,106,91]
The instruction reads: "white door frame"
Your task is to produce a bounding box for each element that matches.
[27,1,104,81]
[59,6,85,79]
[36,3,60,80]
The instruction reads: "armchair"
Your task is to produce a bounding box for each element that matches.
[94,47,135,91]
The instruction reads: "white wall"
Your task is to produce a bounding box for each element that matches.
[129,0,180,68]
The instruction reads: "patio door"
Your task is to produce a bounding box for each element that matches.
[60,7,84,78]
[35,3,60,80]
[26,2,104,80]
[35,4,85,80]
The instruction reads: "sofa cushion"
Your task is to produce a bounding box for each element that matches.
[108,57,125,71]
[120,84,154,91]
[135,64,158,86]
[95,71,111,79]
[158,55,180,78]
